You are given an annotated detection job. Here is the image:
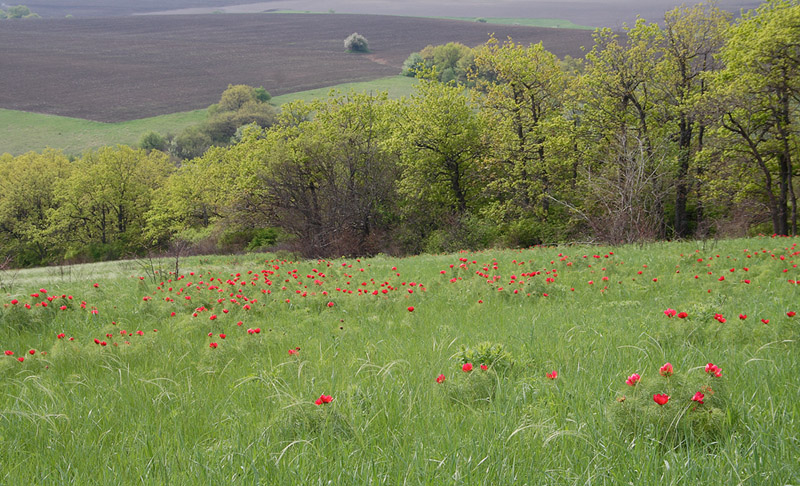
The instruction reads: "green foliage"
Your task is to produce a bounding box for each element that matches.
[413,42,476,85]
[3,5,37,19]
[401,52,424,77]
[139,131,168,152]
[344,32,369,52]
[453,342,513,373]
[610,366,732,445]
[253,86,272,102]
[171,84,277,159]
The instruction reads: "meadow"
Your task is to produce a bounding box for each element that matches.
[1,237,799,483]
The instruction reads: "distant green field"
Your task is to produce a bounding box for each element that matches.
[440,17,596,30]
[0,76,418,156]
[267,10,596,30]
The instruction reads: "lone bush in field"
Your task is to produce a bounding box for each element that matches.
[344,32,369,53]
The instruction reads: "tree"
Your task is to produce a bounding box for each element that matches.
[256,93,399,256]
[52,146,173,260]
[711,0,800,235]
[0,150,72,265]
[344,33,369,53]
[660,3,730,237]
[389,80,486,249]
[575,20,670,242]
[172,84,277,159]
[473,37,570,231]
[140,131,168,152]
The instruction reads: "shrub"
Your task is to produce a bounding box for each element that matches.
[401,52,424,77]
[344,32,369,53]
[139,131,167,152]
[453,342,514,373]
[610,362,733,445]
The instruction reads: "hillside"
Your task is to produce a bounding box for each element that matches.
[0,13,594,122]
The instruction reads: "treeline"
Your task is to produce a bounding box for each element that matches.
[1,0,799,266]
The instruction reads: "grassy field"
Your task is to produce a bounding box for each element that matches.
[0,76,418,156]
[1,237,799,483]
[439,16,595,29]
[269,11,596,29]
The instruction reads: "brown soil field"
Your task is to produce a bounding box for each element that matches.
[25,0,763,27]
[0,14,596,122]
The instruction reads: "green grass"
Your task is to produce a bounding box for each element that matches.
[1,237,799,483]
[0,108,207,156]
[265,10,597,30]
[270,75,418,105]
[439,16,596,30]
[0,76,418,156]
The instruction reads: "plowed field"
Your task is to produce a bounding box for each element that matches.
[0,14,594,121]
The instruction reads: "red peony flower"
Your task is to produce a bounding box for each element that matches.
[653,394,670,406]
[677,312,688,319]
[691,391,705,404]
[546,370,558,380]
[664,308,677,318]
[480,364,488,370]
[626,373,641,386]
[659,362,673,377]
[315,394,333,405]
[739,314,747,320]
[17,357,24,363]
[462,363,473,372]
[209,342,218,349]
[4,350,13,356]
[787,311,796,317]
[705,363,722,377]
[436,374,446,383]
[407,306,414,312]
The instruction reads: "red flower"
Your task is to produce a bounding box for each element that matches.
[288,349,298,355]
[93,283,99,288]
[659,362,673,377]
[705,363,722,377]
[625,373,641,386]
[219,333,226,339]
[677,312,688,319]
[10,299,18,305]
[761,319,769,324]
[462,363,473,372]
[100,341,107,346]
[407,306,414,312]
[653,394,670,406]
[436,374,446,383]
[327,302,334,307]
[17,357,24,363]
[664,308,677,318]
[28,349,35,355]
[315,394,333,405]
[546,370,558,380]
[4,350,13,356]
[480,364,488,370]
[739,314,747,320]
[787,311,796,317]
[691,391,705,404]
[209,342,218,349]
[57,333,65,339]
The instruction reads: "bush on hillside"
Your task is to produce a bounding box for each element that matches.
[344,32,369,53]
